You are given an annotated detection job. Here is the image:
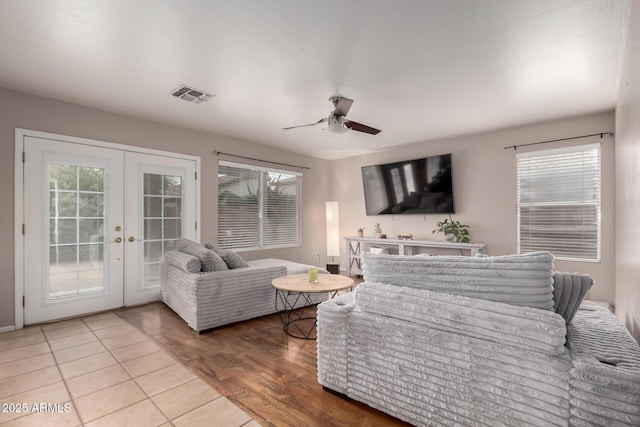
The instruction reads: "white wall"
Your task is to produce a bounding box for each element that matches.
[0,87,332,329]
[331,111,616,304]
[615,2,640,342]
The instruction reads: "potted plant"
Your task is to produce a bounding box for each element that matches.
[432,215,470,243]
[374,223,386,239]
[357,227,365,238]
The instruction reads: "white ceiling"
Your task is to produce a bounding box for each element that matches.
[0,0,631,160]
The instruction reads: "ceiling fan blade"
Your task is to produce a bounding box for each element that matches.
[283,118,328,130]
[343,120,381,135]
[333,97,353,117]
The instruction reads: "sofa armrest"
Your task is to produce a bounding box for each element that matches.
[317,293,355,394]
[355,281,567,355]
[568,302,640,426]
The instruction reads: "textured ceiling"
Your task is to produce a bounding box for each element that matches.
[0,0,631,159]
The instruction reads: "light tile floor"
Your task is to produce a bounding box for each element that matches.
[0,312,261,427]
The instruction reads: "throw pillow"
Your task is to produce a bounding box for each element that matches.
[222,250,249,269]
[164,250,202,273]
[177,237,228,272]
[552,272,594,324]
[204,243,249,269]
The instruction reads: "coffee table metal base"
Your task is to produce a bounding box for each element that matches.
[272,273,354,340]
[275,289,341,340]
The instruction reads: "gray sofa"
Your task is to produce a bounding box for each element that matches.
[317,252,640,426]
[161,255,328,333]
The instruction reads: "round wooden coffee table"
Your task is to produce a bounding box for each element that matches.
[272,274,354,339]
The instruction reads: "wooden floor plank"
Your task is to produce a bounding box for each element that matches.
[117,302,410,427]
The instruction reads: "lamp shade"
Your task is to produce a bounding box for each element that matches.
[326,201,340,257]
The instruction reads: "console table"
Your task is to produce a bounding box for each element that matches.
[345,236,487,276]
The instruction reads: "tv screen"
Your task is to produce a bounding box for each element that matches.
[361,154,454,215]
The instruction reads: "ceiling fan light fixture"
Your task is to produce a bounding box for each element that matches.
[324,116,350,134]
[284,96,379,135]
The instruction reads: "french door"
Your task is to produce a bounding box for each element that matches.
[124,153,196,306]
[22,135,197,324]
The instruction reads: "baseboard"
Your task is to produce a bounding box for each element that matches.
[0,325,16,334]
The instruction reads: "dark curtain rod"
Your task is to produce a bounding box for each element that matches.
[504,132,614,150]
[213,151,311,170]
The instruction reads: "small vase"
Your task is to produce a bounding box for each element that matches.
[445,233,455,241]
[358,231,363,238]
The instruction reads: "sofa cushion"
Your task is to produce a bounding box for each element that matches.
[354,281,567,354]
[204,243,249,269]
[362,251,555,310]
[164,250,202,273]
[177,237,228,272]
[552,272,594,324]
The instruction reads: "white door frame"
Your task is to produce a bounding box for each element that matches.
[15,128,201,329]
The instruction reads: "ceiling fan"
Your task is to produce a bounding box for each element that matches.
[283,96,381,135]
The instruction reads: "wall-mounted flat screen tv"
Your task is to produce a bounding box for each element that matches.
[361,153,454,215]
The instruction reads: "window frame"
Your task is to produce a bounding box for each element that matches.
[217,160,302,252]
[516,143,601,263]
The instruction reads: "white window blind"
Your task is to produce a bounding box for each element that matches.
[217,161,301,250]
[516,144,601,262]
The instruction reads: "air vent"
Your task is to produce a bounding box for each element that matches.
[170,84,214,104]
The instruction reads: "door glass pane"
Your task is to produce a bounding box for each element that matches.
[144,196,162,217]
[144,219,162,240]
[49,163,106,301]
[50,192,76,217]
[163,197,181,217]
[78,167,104,192]
[50,164,77,190]
[144,241,162,263]
[79,193,104,217]
[163,176,182,196]
[144,174,162,195]
[163,219,181,239]
[143,173,183,287]
[79,219,102,243]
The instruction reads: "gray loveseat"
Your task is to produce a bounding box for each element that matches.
[161,239,328,332]
[317,252,640,426]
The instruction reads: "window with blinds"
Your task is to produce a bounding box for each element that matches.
[516,144,601,262]
[217,161,301,250]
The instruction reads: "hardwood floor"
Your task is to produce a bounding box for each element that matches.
[116,302,410,427]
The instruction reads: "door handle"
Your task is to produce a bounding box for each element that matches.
[112,237,122,243]
[128,236,139,243]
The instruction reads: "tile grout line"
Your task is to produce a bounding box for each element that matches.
[40,315,151,426]
[2,311,258,427]
[0,327,51,425]
[85,313,231,426]
[38,323,82,427]
[114,311,268,427]
[109,311,249,426]
[79,314,191,426]
[0,328,54,407]
[77,316,150,426]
